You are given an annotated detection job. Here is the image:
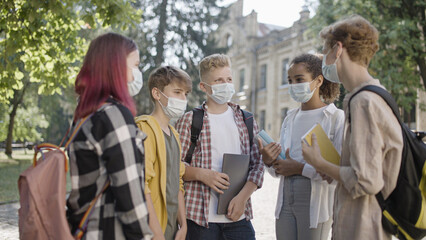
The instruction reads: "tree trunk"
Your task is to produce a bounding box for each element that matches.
[154,0,168,65]
[5,82,30,157]
[416,56,426,89]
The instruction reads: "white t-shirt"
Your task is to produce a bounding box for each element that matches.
[207,106,244,223]
[290,105,328,163]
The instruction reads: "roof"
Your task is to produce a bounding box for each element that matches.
[257,23,286,37]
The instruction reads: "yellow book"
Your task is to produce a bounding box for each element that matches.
[302,123,340,165]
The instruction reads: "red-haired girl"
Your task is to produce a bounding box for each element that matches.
[67,33,151,239]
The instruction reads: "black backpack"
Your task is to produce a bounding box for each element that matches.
[348,85,426,240]
[184,106,254,164]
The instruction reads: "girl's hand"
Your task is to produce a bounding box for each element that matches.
[273,149,304,176]
[257,138,281,167]
[318,171,333,183]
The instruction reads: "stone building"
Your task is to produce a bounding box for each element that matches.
[215,0,425,140]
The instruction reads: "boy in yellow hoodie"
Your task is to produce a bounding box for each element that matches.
[135,66,192,240]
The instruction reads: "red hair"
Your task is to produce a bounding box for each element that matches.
[74,33,137,120]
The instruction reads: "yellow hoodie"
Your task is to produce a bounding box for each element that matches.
[134,115,185,232]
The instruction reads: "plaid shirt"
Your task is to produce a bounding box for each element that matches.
[175,102,264,227]
[67,98,152,240]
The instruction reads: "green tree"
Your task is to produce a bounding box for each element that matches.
[0,0,142,156]
[308,0,425,116]
[125,0,228,114]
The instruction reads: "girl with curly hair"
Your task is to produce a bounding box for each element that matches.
[259,53,343,240]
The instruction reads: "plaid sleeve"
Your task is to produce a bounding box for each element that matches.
[95,105,151,239]
[247,118,264,188]
[175,111,193,163]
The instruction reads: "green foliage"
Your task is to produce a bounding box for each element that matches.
[307,0,426,111]
[0,104,7,141]
[0,0,142,150]
[39,86,76,144]
[0,0,143,105]
[122,0,228,114]
[13,106,49,143]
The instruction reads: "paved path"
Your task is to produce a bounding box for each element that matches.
[0,173,283,240]
[1,173,402,240]
[0,174,297,240]
[252,172,280,240]
[0,202,19,240]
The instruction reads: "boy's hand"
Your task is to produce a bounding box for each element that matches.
[273,149,304,176]
[152,233,165,240]
[200,168,230,194]
[174,225,187,240]
[226,194,246,221]
[257,138,280,167]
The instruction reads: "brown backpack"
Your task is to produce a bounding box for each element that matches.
[18,143,74,240]
[18,116,108,240]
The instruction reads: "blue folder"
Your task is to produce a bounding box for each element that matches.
[257,130,286,160]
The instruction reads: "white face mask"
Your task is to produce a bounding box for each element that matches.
[204,82,235,104]
[289,80,317,103]
[322,46,341,84]
[128,68,143,96]
[158,91,187,119]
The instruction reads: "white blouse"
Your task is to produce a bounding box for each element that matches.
[267,103,345,228]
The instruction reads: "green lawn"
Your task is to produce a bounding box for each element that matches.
[0,149,71,203]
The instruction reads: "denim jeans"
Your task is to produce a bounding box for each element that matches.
[186,219,255,240]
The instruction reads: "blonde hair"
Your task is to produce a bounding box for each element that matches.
[319,15,379,67]
[199,54,231,81]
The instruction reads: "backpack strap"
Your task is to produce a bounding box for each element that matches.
[241,109,254,150]
[348,85,401,128]
[74,180,110,239]
[67,113,110,239]
[184,107,204,164]
[184,107,256,164]
[32,115,91,172]
[347,85,401,209]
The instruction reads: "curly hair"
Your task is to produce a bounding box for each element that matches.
[291,53,340,103]
[319,15,379,67]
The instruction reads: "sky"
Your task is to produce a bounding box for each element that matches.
[220,0,316,28]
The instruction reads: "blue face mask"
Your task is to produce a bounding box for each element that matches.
[322,46,341,84]
[289,80,317,103]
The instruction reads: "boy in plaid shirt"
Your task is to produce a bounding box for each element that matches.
[175,54,264,239]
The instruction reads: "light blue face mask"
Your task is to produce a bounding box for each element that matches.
[289,80,317,103]
[158,91,187,119]
[322,46,341,84]
[203,82,235,104]
[128,68,143,96]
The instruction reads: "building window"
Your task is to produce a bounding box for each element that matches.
[260,64,267,89]
[239,69,245,92]
[281,107,288,123]
[259,110,266,130]
[281,59,289,85]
